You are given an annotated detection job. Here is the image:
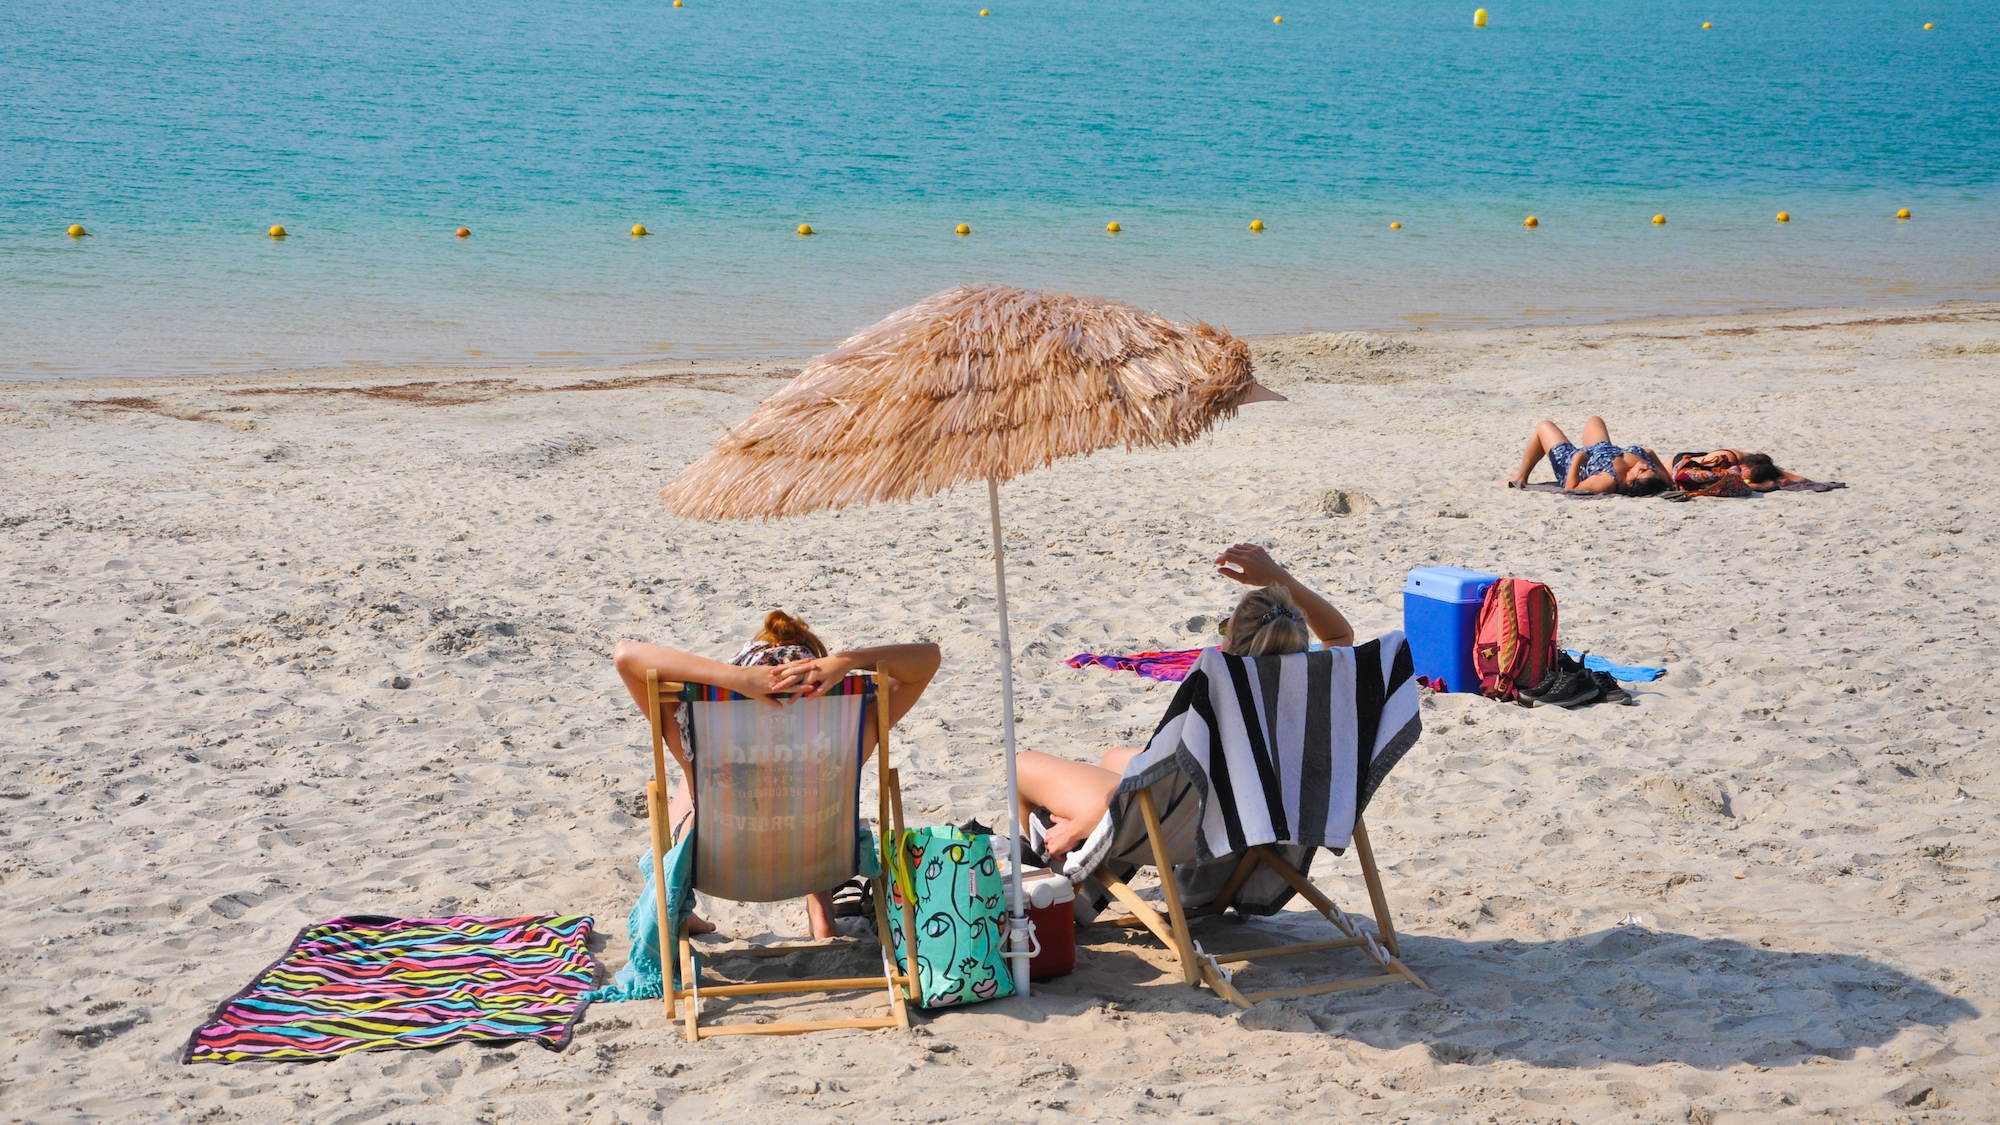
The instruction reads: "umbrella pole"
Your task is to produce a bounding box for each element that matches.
[988,478,1033,999]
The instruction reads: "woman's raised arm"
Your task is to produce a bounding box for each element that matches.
[611,641,797,715]
[1214,543,1355,648]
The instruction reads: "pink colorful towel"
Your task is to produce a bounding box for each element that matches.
[1067,649,1205,682]
[182,914,599,1063]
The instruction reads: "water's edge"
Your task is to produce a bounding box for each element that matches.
[9,298,1991,388]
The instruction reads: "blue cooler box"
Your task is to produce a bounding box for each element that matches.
[1402,567,1499,693]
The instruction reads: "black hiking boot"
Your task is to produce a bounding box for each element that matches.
[1515,660,1565,703]
[1591,671,1634,706]
[1537,656,1601,708]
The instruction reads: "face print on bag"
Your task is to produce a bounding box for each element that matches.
[936,843,1004,1002]
[893,830,1015,1007]
[915,907,960,1001]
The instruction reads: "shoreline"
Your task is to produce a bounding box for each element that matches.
[3,300,1996,1123]
[5,297,1997,390]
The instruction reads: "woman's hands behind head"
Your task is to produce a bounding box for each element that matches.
[730,662,807,707]
[730,656,850,706]
[768,653,860,701]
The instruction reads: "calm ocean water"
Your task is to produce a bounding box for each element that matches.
[4,0,1997,378]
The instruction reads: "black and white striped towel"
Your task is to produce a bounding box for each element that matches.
[1117,633,1421,862]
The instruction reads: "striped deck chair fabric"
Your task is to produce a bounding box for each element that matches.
[1079,633,1427,1007]
[682,677,873,903]
[1089,634,1420,914]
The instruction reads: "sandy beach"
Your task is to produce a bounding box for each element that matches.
[2,302,1996,1123]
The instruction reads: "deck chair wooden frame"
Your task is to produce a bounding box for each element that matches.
[644,669,920,1040]
[1092,792,1426,1008]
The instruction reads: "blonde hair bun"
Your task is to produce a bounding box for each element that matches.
[1222,585,1312,657]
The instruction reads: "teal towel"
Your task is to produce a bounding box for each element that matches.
[584,835,694,1003]
[583,826,880,1004]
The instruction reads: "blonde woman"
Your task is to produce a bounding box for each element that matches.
[1015,543,1353,865]
[612,610,940,938]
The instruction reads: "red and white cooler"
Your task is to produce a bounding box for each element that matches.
[1004,868,1077,981]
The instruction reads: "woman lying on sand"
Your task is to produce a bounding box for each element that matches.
[612,612,940,938]
[1512,415,1672,495]
[1015,544,1353,869]
[1671,448,1808,492]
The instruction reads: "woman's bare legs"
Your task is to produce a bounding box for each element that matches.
[1099,746,1142,776]
[1015,747,1146,860]
[658,775,719,935]
[805,892,837,940]
[1581,415,1611,446]
[1513,420,1573,483]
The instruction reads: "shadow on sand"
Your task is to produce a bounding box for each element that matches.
[633,910,1973,1075]
[1051,919,1977,1070]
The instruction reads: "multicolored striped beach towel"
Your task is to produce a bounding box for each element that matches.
[182,915,599,1064]
[1065,649,1206,682]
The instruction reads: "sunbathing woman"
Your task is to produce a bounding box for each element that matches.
[612,612,940,938]
[1670,449,1806,492]
[1510,416,1671,496]
[1014,543,1353,871]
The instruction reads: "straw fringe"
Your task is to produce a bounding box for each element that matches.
[661,285,1255,519]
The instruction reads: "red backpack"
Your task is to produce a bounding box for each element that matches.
[1473,579,1558,702]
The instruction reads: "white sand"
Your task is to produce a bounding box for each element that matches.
[3,303,1997,1124]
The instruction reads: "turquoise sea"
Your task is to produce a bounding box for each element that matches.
[4,0,1997,378]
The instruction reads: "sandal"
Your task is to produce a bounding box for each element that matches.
[828,877,875,919]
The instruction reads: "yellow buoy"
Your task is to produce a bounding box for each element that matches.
[269,225,287,238]
[1273,15,1283,23]
[67,224,88,238]
[1702,21,1712,29]
[1524,215,1539,227]
[1897,208,1912,220]
[1474,8,1487,27]
[980,8,989,14]
[797,224,814,236]
[956,223,971,235]
[674,1,682,6]
[1389,221,1401,229]
[1652,214,1666,225]
[1106,221,1121,233]
[1924,22,1933,29]
[1775,212,1790,223]
[631,224,650,236]
[1249,219,1265,231]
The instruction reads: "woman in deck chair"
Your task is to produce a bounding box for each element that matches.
[612,611,940,938]
[1015,543,1353,871]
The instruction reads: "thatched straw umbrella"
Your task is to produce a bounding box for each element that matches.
[661,283,1282,995]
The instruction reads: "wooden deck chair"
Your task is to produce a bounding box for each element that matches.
[643,669,919,1040]
[1077,638,1429,1008]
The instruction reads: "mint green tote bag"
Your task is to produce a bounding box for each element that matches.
[888,827,1017,1008]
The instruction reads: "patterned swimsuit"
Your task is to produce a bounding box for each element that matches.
[1548,440,1646,484]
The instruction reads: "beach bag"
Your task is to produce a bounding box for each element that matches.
[888,827,1016,1008]
[1473,578,1558,702]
